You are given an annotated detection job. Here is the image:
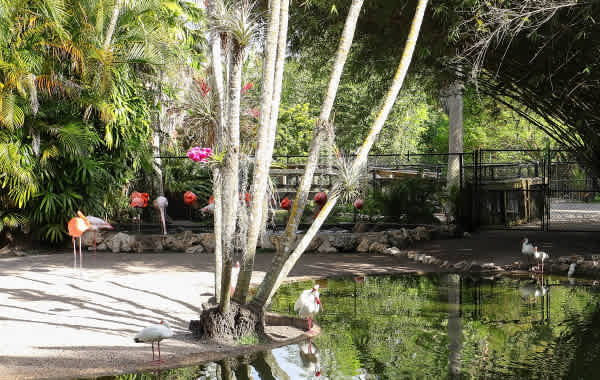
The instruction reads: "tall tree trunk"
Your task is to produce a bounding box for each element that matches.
[219,45,243,313]
[103,0,123,50]
[441,74,464,188]
[206,0,226,303]
[251,0,429,310]
[234,0,285,303]
[281,0,364,255]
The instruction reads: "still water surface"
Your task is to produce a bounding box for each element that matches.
[101,273,600,379]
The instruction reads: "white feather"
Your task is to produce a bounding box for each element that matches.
[134,321,173,343]
[294,285,321,317]
[568,263,576,277]
[521,238,534,256]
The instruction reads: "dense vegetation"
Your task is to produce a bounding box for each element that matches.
[0,0,595,246]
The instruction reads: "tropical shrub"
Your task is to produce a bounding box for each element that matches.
[373,177,442,224]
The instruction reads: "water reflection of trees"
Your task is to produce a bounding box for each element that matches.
[270,274,600,379]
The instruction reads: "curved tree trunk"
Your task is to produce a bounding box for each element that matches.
[251,0,429,309]
[280,0,364,255]
[219,45,243,313]
[234,0,285,303]
[206,0,226,303]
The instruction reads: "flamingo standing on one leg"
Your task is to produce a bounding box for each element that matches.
[294,284,321,331]
[153,196,169,235]
[134,320,173,365]
[200,195,215,216]
[67,211,91,269]
[86,216,114,256]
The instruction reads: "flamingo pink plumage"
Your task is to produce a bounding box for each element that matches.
[67,211,91,268]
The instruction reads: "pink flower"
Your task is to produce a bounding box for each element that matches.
[187,147,213,163]
[241,82,254,94]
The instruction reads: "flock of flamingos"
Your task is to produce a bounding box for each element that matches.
[65,190,324,367]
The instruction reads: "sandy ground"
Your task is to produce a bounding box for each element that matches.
[2,229,600,379]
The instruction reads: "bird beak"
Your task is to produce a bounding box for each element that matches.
[107,224,114,230]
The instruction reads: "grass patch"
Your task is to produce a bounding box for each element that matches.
[237,332,260,345]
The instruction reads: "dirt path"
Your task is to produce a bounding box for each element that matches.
[2,230,599,379]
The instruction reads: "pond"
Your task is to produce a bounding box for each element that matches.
[99,273,600,379]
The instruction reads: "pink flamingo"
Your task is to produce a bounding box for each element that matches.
[153,196,169,235]
[67,211,91,268]
[85,216,114,256]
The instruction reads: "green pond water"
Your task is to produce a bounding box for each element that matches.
[101,273,600,379]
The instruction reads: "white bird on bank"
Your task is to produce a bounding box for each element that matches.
[534,247,550,273]
[86,216,113,255]
[294,284,321,331]
[568,263,576,278]
[230,261,240,297]
[521,238,535,266]
[134,320,173,364]
[152,196,169,235]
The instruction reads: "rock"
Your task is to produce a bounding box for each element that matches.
[407,251,416,259]
[558,256,571,264]
[198,233,216,253]
[306,235,322,252]
[463,232,471,238]
[106,232,136,253]
[440,260,449,268]
[0,245,11,255]
[356,238,371,253]
[327,234,359,252]
[317,239,338,254]
[352,223,370,233]
[453,260,468,270]
[369,242,389,254]
[82,230,107,248]
[385,229,411,249]
[13,250,27,257]
[410,226,431,241]
[384,247,402,256]
[186,245,205,254]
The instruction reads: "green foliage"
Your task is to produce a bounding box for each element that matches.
[373,177,441,223]
[274,103,315,156]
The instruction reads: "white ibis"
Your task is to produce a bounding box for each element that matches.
[152,196,169,235]
[534,247,550,273]
[86,216,113,256]
[521,238,534,261]
[67,211,91,269]
[568,262,576,278]
[294,284,321,331]
[200,195,215,216]
[299,338,321,377]
[134,320,173,365]
[230,261,240,296]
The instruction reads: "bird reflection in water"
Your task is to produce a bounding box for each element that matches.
[299,337,321,378]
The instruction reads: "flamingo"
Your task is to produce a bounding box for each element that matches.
[67,211,91,268]
[299,338,321,377]
[521,238,535,267]
[153,196,169,235]
[533,246,550,273]
[86,216,113,256]
[294,284,321,331]
[230,261,240,296]
[134,320,173,365]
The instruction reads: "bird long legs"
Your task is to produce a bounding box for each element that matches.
[151,341,165,365]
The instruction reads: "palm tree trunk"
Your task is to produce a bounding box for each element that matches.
[251,0,429,309]
[219,45,243,313]
[281,0,364,254]
[206,0,226,303]
[234,0,284,303]
[103,0,123,50]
